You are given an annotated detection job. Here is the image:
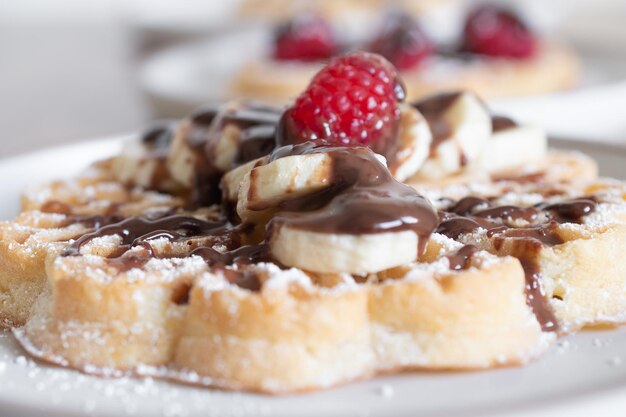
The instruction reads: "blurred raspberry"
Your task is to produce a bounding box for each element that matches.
[273,15,337,61]
[368,13,433,70]
[462,5,536,58]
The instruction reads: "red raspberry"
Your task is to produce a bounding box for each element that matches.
[462,5,536,59]
[280,52,405,152]
[273,15,337,62]
[368,13,433,70]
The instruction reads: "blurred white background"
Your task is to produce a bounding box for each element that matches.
[1,0,626,158]
[0,0,144,158]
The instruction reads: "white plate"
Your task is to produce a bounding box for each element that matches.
[139,27,271,117]
[2,138,626,417]
[124,0,243,38]
[490,79,626,142]
[139,25,626,127]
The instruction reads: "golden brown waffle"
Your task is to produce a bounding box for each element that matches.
[5,143,622,394]
[232,42,579,104]
[2,91,625,394]
[14,224,549,393]
[424,178,626,331]
[0,167,186,327]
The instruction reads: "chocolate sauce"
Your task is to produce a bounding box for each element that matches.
[190,245,271,291]
[188,106,220,146]
[141,122,175,158]
[203,104,281,165]
[190,244,269,267]
[475,205,540,223]
[62,213,273,290]
[518,256,557,331]
[184,104,282,206]
[448,196,488,216]
[541,199,596,224]
[237,124,278,164]
[443,196,597,227]
[436,215,482,239]
[223,269,262,291]
[60,133,444,291]
[267,143,438,255]
[64,215,235,257]
[445,245,478,271]
[412,92,461,158]
[491,115,517,133]
[437,196,598,332]
[181,107,223,206]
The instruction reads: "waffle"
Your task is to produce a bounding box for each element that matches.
[15,217,550,393]
[0,166,186,327]
[232,42,579,105]
[3,84,625,394]
[237,0,454,23]
[423,179,626,331]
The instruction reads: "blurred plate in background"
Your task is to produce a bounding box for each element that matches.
[139,27,271,116]
[139,22,626,143]
[489,0,626,142]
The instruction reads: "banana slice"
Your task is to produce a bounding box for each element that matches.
[390,104,432,182]
[411,92,492,180]
[167,102,280,194]
[112,125,182,192]
[220,156,268,206]
[235,146,437,274]
[479,116,547,174]
[235,145,389,223]
[236,152,334,224]
[168,122,208,189]
[269,226,419,274]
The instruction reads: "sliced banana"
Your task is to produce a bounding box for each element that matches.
[269,226,418,274]
[167,102,243,189]
[167,102,280,193]
[220,156,268,206]
[167,119,207,189]
[412,92,492,180]
[233,146,432,274]
[112,128,182,193]
[479,119,547,174]
[236,152,333,224]
[390,104,432,182]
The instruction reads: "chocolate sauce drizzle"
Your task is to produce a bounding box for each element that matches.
[412,92,462,158]
[141,122,175,158]
[64,215,235,258]
[491,115,517,133]
[63,142,440,291]
[437,196,598,332]
[445,245,478,271]
[266,143,439,255]
[184,104,282,206]
[63,214,269,287]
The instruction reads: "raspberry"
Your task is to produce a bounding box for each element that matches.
[462,5,536,59]
[280,52,405,152]
[273,15,337,62]
[368,13,433,70]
